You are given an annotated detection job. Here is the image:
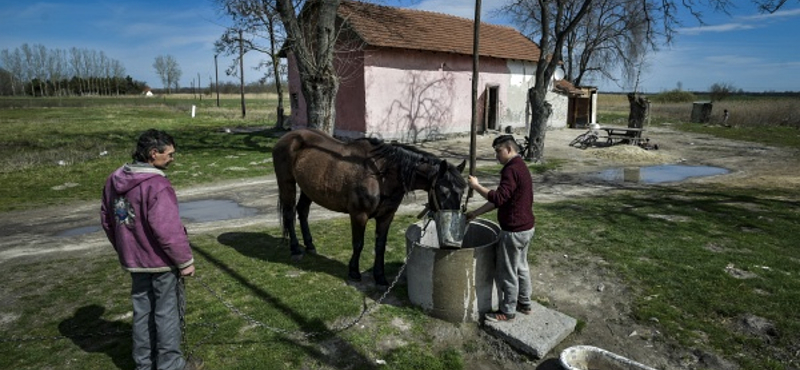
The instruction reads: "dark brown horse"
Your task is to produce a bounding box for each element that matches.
[272,129,466,286]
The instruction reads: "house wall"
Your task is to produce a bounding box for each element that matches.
[286,48,568,140]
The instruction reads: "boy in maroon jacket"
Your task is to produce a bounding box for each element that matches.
[466,135,535,322]
[101,129,202,370]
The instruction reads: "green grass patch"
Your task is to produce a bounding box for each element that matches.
[2,186,798,369]
[536,185,800,368]
[0,214,465,370]
[0,97,281,212]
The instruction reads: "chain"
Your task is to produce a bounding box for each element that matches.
[192,239,420,339]
[2,226,429,345]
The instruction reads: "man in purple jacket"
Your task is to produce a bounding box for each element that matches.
[101,129,202,370]
[466,135,535,322]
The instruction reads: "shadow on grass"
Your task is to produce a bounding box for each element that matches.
[215,230,406,297]
[191,241,380,370]
[58,304,132,370]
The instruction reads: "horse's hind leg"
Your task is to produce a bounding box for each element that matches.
[296,192,317,254]
[277,181,304,260]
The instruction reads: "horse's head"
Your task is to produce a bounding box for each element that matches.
[428,159,467,212]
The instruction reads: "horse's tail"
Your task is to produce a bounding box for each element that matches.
[277,196,287,239]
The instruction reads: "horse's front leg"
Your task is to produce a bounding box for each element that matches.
[372,212,397,287]
[348,213,369,282]
[296,192,317,254]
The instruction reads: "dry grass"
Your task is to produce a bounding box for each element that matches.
[598,93,800,128]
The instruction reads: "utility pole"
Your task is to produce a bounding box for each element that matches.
[214,54,220,107]
[465,0,481,210]
[239,29,246,118]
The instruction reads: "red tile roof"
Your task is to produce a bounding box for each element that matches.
[338,1,541,62]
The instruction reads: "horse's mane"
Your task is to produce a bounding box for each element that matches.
[357,137,442,192]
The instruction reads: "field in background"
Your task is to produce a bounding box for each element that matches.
[597,93,800,148]
[0,95,284,212]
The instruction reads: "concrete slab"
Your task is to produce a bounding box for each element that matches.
[483,302,576,359]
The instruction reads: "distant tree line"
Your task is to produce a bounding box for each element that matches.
[0,44,147,97]
[149,80,284,96]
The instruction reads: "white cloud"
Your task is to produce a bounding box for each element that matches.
[679,22,757,35]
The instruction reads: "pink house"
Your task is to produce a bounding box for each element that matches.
[285,1,577,142]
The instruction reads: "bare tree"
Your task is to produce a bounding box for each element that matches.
[501,0,791,162]
[153,55,182,94]
[215,0,288,127]
[709,82,737,102]
[0,48,23,96]
[275,0,341,134]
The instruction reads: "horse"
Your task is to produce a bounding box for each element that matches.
[272,129,467,286]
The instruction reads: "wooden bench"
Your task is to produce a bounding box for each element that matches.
[598,127,646,146]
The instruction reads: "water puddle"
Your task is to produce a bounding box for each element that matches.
[178,199,259,223]
[57,199,258,237]
[56,225,102,237]
[591,164,729,184]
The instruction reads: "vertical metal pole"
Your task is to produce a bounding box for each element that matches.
[214,54,220,108]
[466,0,481,209]
[239,29,246,118]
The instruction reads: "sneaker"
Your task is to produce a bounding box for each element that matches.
[517,303,532,315]
[184,356,204,370]
[485,311,515,322]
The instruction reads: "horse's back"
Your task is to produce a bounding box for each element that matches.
[273,129,378,212]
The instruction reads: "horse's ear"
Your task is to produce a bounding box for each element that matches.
[437,160,449,178]
[456,160,466,173]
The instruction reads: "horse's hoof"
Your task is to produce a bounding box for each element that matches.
[291,253,304,262]
[348,272,362,282]
[305,247,317,255]
[375,277,389,287]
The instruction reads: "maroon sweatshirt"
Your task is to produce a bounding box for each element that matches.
[487,155,535,232]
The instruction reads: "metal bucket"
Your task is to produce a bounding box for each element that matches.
[433,210,467,248]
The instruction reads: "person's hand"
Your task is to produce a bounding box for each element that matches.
[180,264,196,277]
[465,211,476,222]
[468,175,480,190]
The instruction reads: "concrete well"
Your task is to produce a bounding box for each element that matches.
[405,218,500,323]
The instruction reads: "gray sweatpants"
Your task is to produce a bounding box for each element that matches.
[496,228,535,314]
[131,271,186,370]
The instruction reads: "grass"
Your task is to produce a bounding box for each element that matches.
[0,96,281,212]
[1,95,799,369]
[2,187,798,369]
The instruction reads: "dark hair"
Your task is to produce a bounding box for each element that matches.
[492,135,520,152]
[132,129,176,162]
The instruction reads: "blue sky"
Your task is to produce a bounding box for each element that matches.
[1,0,798,93]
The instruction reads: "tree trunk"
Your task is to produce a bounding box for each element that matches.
[526,87,551,163]
[627,92,649,129]
[301,73,338,134]
[268,16,285,130]
[276,0,340,135]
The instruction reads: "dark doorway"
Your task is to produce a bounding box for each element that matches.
[485,86,499,131]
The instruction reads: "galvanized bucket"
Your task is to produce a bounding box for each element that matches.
[433,210,467,248]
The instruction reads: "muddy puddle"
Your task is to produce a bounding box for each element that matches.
[56,199,259,237]
[590,164,729,184]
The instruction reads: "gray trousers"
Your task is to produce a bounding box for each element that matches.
[496,228,535,314]
[131,271,186,370]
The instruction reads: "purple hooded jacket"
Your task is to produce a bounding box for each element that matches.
[101,163,193,273]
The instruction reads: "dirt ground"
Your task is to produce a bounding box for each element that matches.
[1,124,797,370]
